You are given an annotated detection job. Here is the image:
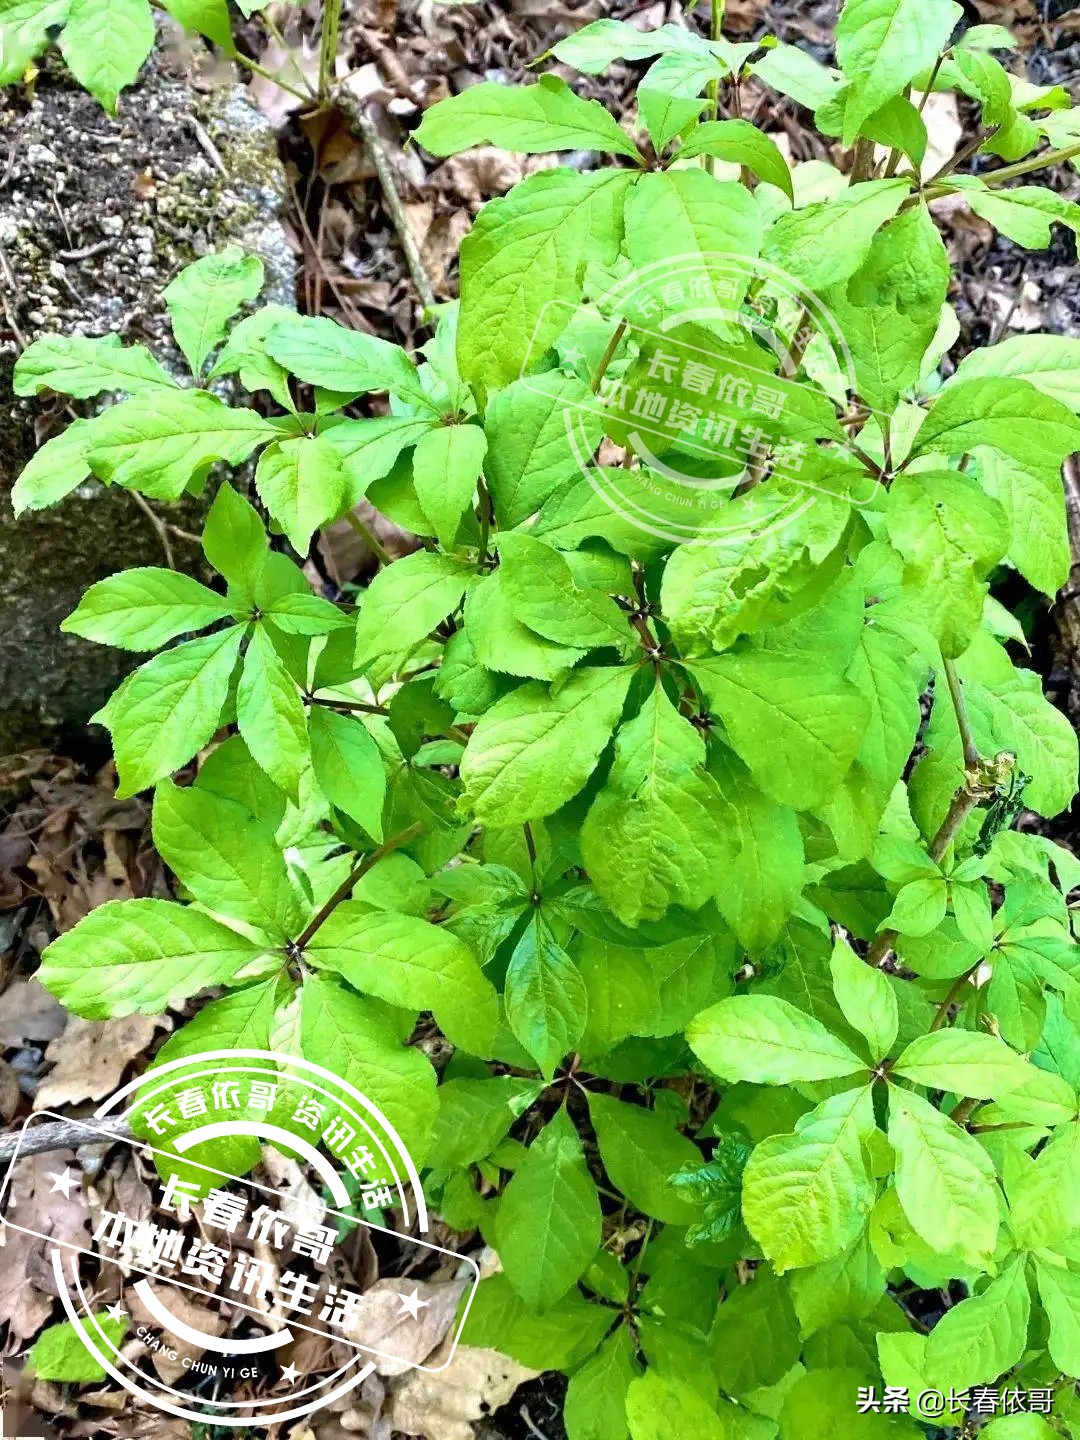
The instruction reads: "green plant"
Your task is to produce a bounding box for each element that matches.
[14,4,1080,1434]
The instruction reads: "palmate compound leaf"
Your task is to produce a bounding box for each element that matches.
[741,1084,878,1273]
[494,1106,602,1311]
[580,684,727,926]
[687,994,867,1085]
[887,1086,1000,1268]
[460,665,633,828]
[93,625,245,797]
[38,899,265,1019]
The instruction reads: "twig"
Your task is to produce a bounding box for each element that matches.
[943,658,980,771]
[293,821,425,950]
[318,0,342,100]
[332,87,437,315]
[591,320,627,395]
[344,509,392,567]
[926,125,1000,187]
[0,1115,132,1165]
[928,964,980,1033]
[131,491,176,569]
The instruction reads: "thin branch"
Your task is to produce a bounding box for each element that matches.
[344,508,392,567]
[943,658,980,771]
[130,491,176,570]
[0,1115,132,1165]
[332,87,437,315]
[591,320,628,395]
[928,964,980,1033]
[925,125,1000,187]
[293,822,424,950]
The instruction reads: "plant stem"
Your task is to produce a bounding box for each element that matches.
[943,658,980,771]
[592,320,628,395]
[916,56,943,115]
[926,125,1000,187]
[928,964,980,1033]
[308,695,389,716]
[705,0,725,173]
[294,822,425,950]
[982,139,1080,187]
[318,0,342,100]
[344,508,392,566]
[477,476,493,569]
[234,52,315,105]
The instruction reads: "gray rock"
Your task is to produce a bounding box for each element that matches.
[0,53,296,758]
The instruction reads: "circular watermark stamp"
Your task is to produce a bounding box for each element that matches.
[522,250,881,547]
[1,1049,478,1427]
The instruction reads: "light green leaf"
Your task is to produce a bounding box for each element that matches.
[13,332,175,398]
[688,995,866,1085]
[266,314,431,411]
[202,481,268,602]
[483,371,603,529]
[263,592,351,636]
[431,1077,541,1169]
[496,531,630,655]
[564,1325,640,1440]
[835,0,963,143]
[0,0,70,85]
[763,178,910,291]
[742,1085,877,1273]
[464,570,586,683]
[58,0,153,112]
[1007,1120,1080,1250]
[580,685,725,926]
[829,936,898,1059]
[504,912,587,1080]
[412,423,487,549]
[627,1372,728,1440]
[690,650,870,813]
[893,1029,1033,1098]
[163,248,264,375]
[38,898,263,1019]
[11,418,94,515]
[61,567,231,651]
[952,332,1080,412]
[752,41,843,110]
[461,1274,613,1371]
[460,665,632,827]
[789,1227,886,1336]
[551,18,722,76]
[354,551,473,682]
[414,74,642,161]
[29,1314,128,1383]
[300,972,437,1166]
[1034,1258,1080,1375]
[159,0,233,49]
[887,1086,999,1267]
[912,375,1080,476]
[84,390,284,501]
[152,778,306,939]
[236,625,309,799]
[495,1106,601,1310]
[255,434,348,556]
[587,1091,702,1225]
[925,1256,1031,1390]
[94,625,244,797]
[951,176,1080,249]
[308,706,385,838]
[457,168,632,404]
[678,118,794,200]
[638,51,719,152]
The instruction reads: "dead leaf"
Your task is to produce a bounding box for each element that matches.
[338,1278,465,1377]
[388,1343,539,1440]
[128,1282,227,1383]
[0,1149,91,1342]
[0,977,67,1048]
[35,1014,165,1109]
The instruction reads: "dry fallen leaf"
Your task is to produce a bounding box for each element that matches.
[35,1014,165,1110]
[341,1277,465,1377]
[0,1149,91,1341]
[128,1282,227,1383]
[388,1342,539,1440]
[0,977,68,1048]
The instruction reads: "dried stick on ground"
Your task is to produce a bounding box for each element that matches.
[0,1114,133,1165]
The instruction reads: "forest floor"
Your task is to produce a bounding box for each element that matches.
[2,0,1080,1437]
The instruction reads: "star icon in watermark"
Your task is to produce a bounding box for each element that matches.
[105,1301,127,1323]
[396,1288,428,1321]
[47,1166,78,1198]
[562,343,585,367]
[279,1362,301,1386]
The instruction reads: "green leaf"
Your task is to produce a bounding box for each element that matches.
[236,625,309,800]
[483,371,603,529]
[254,434,348,557]
[887,1086,999,1267]
[564,1325,641,1440]
[308,706,385,838]
[159,0,234,51]
[829,936,898,1059]
[580,685,726,926]
[495,1106,602,1310]
[412,423,487,550]
[84,390,284,501]
[551,19,723,75]
[752,41,843,110]
[263,592,351,636]
[882,874,948,936]
[587,1091,702,1225]
[305,903,498,1057]
[266,314,431,411]
[300,972,437,1166]
[13,332,175,398]
[29,1314,128,1383]
[38,898,263,1019]
[951,176,1080,249]
[504,912,587,1080]
[58,0,153,112]
[496,531,630,655]
[952,332,1080,412]
[1007,1120,1080,1250]
[742,1085,877,1273]
[464,570,586,683]
[0,0,70,85]
[457,168,631,404]
[689,994,866,1085]
[61,567,231,651]
[638,52,719,152]
[925,1256,1031,1390]
[835,0,963,144]
[762,179,910,291]
[460,665,632,828]
[201,483,267,603]
[789,1228,886,1336]
[430,1077,540,1169]
[10,417,94,515]
[1034,1257,1080,1375]
[94,625,244,797]
[912,375,1080,472]
[354,552,473,682]
[414,75,642,161]
[678,119,794,199]
[163,248,264,375]
[624,169,762,311]
[893,1029,1033,1098]
[152,778,306,939]
[627,1372,728,1440]
[460,1273,613,1371]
